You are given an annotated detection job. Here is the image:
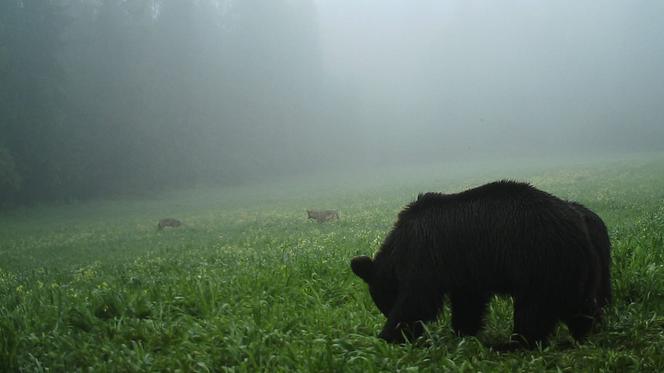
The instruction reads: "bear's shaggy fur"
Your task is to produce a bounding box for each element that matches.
[568,201,612,314]
[351,181,607,347]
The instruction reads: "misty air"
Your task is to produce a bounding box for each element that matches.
[1,0,663,370]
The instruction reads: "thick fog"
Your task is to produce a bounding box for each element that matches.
[1,0,663,205]
[318,0,664,162]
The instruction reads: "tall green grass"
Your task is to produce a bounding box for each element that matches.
[1,154,664,371]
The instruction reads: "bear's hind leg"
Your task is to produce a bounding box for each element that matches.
[563,299,598,342]
[512,298,558,348]
[564,314,595,342]
[450,293,490,337]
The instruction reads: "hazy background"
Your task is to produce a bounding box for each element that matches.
[1,0,663,207]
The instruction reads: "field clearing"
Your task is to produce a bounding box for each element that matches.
[1,155,664,371]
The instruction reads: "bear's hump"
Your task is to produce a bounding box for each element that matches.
[462,180,538,198]
[402,181,546,218]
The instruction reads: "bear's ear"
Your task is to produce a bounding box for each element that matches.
[351,256,374,283]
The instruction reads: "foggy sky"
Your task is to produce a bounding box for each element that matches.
[317,0,664,163]
[3,0,664,205]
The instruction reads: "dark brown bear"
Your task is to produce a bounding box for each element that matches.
[351,181,607,347]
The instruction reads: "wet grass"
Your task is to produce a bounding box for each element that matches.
[1,154,664,371]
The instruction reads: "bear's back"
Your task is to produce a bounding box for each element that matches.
[403,180,557,219]
[383,181,594,299]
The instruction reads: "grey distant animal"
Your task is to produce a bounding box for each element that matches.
[157,218,182,230]
[307,209,339,223]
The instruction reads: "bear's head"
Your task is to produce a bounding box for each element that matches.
[351,255,398,317]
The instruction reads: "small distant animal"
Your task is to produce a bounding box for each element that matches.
[157,218,182,230]
[307,209,339,223]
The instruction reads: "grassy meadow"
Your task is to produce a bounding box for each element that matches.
[1,155,664,371]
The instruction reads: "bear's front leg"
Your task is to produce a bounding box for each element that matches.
[378,288,443,343]
[512,298,558,347]
[379,318,424,343]
[450,292,490,337]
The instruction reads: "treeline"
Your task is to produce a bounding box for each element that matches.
[0,0,358,207]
